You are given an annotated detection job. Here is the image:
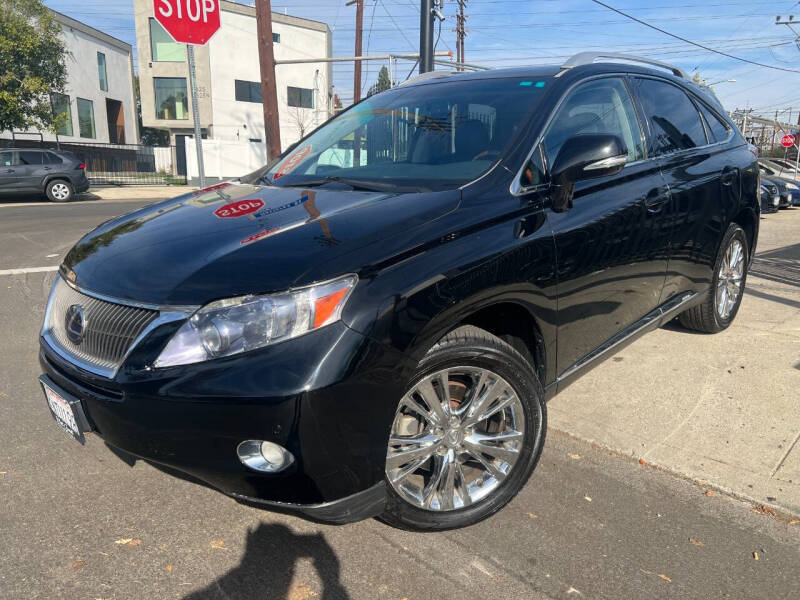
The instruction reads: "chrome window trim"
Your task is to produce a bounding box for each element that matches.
[41,274,199,379]
[510,72,736,197]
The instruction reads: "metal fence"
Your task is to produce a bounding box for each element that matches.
[0,137,187,186]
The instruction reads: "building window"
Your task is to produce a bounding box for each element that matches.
[154,77,189,120]
[149,18,186,62]
[97,52,108,91]
[50,93,73,136]
[76,98,96,138]
[287,86,314,109]
[235,80,262,104]
[273,33,280,43]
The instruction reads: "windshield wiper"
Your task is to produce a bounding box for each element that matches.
[281,176,392,192]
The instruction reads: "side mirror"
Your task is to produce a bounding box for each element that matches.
[550,134,628,212]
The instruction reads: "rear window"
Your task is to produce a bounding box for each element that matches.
[19,151,43,165]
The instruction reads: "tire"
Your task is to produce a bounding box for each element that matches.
[678,223,749,333]
[45,179,73,202]
[380,325,546,531]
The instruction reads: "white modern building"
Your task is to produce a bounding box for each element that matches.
[0,10,139,146]
[133,0,332,179]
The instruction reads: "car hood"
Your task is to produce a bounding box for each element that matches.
[64,182,460,305]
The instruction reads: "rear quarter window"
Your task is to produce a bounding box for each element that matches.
[46,152,63,164]
[697,103,729,143]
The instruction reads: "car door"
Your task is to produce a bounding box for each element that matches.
[0,151,20,190]
[538,76,671,375]
[630,76,734,301]
[17,150,47,190]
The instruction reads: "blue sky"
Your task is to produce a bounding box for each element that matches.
[45,0,800,120]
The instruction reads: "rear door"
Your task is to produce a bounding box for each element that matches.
[630,76,735,301]
[541,76,671,374]
[17,150,48,190]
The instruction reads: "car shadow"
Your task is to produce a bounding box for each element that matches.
[181,523,350,600]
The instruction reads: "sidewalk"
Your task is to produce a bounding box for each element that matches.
[548,209,800,516]
[84,184,198,202]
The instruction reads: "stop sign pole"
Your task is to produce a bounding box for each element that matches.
[154,0,223,188]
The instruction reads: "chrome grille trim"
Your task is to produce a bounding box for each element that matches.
[41,276,199,378]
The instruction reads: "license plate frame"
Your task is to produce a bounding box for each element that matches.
[40,377,88,445]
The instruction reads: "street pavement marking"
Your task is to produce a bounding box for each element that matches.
[0,266,59,276]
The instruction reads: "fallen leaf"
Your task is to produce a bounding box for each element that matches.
[704,491,714,497]
[788,519,799,526]
[126,539,142,547]
[584,495,592,502]
[751,505,776,517]
[210,540,226,549]
[71,560,86,569]
[753,552,759,560]
[689,538,704,547]
[658,574,672,583]
[0,471,6,477]
[166,564,174,572]
[638,458,647,466]
[114,538,133,545]
[527,512,538,519]
[568,453,581,460]
[287,582,317,600]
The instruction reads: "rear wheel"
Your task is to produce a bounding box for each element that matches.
[380,325,546,531]
[678,223,748,333]
[45,179,73,202]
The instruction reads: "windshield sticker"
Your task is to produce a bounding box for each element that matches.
[273,145,312,180]
[214,198,264,218]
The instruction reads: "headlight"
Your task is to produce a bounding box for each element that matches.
[785,182,799,190]
[759,185,768,195]
[154,275,357,367]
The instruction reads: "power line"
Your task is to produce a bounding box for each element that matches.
[589,0,800,74]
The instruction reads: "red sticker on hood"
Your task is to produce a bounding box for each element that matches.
[273,145,311,180]
[214,198,264,218]
[240,227,280,245]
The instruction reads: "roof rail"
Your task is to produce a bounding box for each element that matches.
[561,52,688,79]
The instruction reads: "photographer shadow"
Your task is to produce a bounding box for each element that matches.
[183,522,350,600]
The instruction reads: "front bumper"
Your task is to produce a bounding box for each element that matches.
[39,321,415,523]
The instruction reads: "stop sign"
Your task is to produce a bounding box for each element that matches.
[154,0,220,45]
[781,134,795,148]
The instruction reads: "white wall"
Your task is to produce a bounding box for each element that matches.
[185,139,267,180]
[1,14,138,145]
[207,10,330,152]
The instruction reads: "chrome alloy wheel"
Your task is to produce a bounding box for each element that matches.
[716,239,744,319]
[386,367,525,512]
[51,183,70,200]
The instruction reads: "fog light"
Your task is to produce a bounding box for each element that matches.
[237,440,294,473]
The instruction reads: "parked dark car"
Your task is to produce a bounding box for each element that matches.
[0,148,89,201]
[759,179,781,214]
[38,53,758,531]
[758,163,796,208]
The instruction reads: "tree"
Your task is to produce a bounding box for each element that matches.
[134,76,169,146]
[366,66,391,97]
[287,106,315,139]
[0,0,67,133]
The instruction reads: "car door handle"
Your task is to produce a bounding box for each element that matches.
[43,166,53,171]
[644,190,669,212]
[5,169,14,173]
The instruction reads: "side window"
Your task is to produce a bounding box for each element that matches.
[19,151,43,165]
[635,78,707,154]
[0,152,15,167]
[543,77,644,168]
[697,102,729,143]
[45,152,63,164]
[519,144,546,188]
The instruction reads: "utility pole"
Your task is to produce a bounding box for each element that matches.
[455,0,468,71]
[255,0,281,160]
[419,0,435,73]
[346,0,364,103]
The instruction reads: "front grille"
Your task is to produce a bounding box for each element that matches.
[45,276,159,372]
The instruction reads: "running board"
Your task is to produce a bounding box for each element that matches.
[555,291,698,389]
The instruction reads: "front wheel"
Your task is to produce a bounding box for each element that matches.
[678,223,749,333]
[380,325,546,531]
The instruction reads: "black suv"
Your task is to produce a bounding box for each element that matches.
[0,148,89,201]
[38,53,758,531]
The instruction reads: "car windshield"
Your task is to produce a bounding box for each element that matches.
[266,76,551,191]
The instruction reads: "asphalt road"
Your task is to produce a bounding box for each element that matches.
[1,199,799,599]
